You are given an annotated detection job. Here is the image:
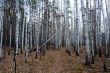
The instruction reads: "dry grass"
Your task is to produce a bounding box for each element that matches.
[0,48,110,73]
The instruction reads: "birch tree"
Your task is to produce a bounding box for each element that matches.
[74,0,80,56]
[105,0,109,57]
[15,0,20,55]
[0,0,4,59]
[84,0,91,65]
[24,0,30,63]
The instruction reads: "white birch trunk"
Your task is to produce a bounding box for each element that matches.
[85,0,91,65]
[24,0,30,62]
[9,20,12,48]
[74,0,80,55]
[22,15,25,50]
[0,0,4,59]
[15,0,20,54]
[105,0,109,57]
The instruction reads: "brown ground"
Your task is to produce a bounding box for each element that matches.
[0,48,110,73]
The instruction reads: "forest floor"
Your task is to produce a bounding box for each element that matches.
[0,47,110,73]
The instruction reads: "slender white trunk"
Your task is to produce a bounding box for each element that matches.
[15,0,20,54]
[0,0,4,58]
[9,21,12,48]
[74,0,80,55]
[22,16,25,50]
[85,0,91,65]
[105,0,109,57]
[24,0,30,62]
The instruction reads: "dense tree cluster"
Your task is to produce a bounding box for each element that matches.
[0,0,110,72]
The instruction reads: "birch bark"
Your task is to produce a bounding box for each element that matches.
[0,0,4,59]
